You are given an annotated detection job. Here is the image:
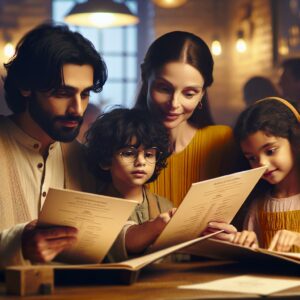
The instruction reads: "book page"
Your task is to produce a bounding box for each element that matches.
[257,248,300,264]
[185,238,300,266]
[38,188,137,264]
[268,251,300,260]
[150,166,267,252]
[52,231,221,271]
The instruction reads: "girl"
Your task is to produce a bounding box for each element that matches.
[233,97,300,252]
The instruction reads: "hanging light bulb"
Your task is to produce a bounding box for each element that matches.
[278,38,289,56]
[211,39,222,56]
[236,30,247,53]
[64,0,139,28]
[4,42,15,60]
[152,0,187,9]
[4,42,15,57]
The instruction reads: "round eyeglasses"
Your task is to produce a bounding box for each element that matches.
[118,146,161,164]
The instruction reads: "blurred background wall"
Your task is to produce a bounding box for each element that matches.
[0,0,297,126]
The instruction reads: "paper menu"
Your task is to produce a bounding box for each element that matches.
[38,188,138,264]
[150,166,267,252]
[178,275,300,296]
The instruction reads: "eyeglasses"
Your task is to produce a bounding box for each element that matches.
[118,146,161,164]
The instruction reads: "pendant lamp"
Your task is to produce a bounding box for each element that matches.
[152,0,187,9]
[64,0,139,28]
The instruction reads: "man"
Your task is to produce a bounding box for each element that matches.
[279,58,300,103]
[1,23,107,266]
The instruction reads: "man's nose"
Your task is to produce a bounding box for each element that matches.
[68,95,83,116]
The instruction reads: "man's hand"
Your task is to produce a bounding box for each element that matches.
[22,220,78,263]
[232,230,259,249]
[268,230,300,252]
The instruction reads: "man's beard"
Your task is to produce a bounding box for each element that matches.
[28,99,84,143]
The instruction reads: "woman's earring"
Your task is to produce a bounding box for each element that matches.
[198,101,203,109]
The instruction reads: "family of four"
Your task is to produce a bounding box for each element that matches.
[1,23,299,267]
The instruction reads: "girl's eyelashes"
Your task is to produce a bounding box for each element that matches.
[266,147,277,156]
[244,147,278,163]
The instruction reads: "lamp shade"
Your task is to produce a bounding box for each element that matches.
[64,0,139,28]
[152,0,187,8]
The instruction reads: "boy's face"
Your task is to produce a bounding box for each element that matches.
[240,131,296,186]
[110,144,157,192]
[23,64,94,142]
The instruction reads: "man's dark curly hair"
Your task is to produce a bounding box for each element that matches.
[85,107,172,183]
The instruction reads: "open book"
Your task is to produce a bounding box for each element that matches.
[184,238,300,267]
[149,166,267,252]
[38,188,138,264]
[52,231,219,272]
[5,232,220,286]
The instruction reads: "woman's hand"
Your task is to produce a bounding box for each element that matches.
[231,230,258,249]
[202,222,237,242]
[268,230,300,252]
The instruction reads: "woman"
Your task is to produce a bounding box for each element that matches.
[135,31,243,208]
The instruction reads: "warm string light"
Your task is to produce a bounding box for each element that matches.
[211,39,222,56]
[236,30,247,53]
[3,42,15,61]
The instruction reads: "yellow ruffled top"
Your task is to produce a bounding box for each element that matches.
[148,125,241,207]
[259,209,300,252]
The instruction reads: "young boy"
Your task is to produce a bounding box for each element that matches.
[85,108,175,258]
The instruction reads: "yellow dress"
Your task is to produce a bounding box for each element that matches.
[245,193,300,252]
[148,125,241,207]
[259,210,300,252]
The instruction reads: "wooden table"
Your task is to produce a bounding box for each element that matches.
[1,260,300,299]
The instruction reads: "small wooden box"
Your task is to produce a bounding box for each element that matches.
[5,266,54,296]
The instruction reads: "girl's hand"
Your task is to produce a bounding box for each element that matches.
[268,230,300,252]
[202,222,237,242]
[232,230,258,249]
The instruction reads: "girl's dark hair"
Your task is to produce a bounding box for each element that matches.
[234,98,300,153]
[85,107,172,183]
[3,22,107,113]
[233,97,300,202]
[135,31,214,128]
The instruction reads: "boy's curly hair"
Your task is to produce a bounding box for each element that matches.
[85,107,172,183]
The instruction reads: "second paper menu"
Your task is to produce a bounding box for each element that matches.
[38,188,137,264]
[150,166,267,252]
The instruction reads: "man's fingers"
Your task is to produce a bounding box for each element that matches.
[38,226,78,240]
